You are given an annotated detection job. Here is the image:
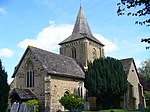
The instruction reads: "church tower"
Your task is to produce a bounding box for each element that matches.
[59,5,104,70]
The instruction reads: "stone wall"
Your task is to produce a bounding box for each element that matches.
[10,49,86,112]
[11,49,46,111]
[60,39,104,69]
[87,40,104,63]
[49,75,84,112]
[127,62,141,109]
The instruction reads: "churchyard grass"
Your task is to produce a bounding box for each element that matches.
[82,109,139,112]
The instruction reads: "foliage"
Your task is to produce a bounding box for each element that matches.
[144,105,150,112]
[59,94,84,110]
[117,0,150,26]
[117,0,150,48]
[85,57,127,109]
[26,99,39,112]
[0,59,10,112]
[138,58,150,80]
[144,91,150,106]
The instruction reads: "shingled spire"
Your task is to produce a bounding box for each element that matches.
[59,5,104,46]
[59,5,105,69]
[72,5,92,36]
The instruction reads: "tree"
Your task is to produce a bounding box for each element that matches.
[138,58,150,79]
[144,91,150,107]
[0,59,10,112]
[117,0,150,48]
[138,59,150,111]
[117,0,150,26]
[59,94,84,111]
[85,57,127,109]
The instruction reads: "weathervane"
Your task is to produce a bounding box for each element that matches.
[80,0,82,5]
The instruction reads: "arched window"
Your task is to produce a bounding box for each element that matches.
[78,82,84,98]
[64,91,69,95]
[93,48,97,59]
[72,47,76,59]
[26,61,34,87]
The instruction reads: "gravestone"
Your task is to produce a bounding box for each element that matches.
[10,102,19,112]
[10,101,36,112]
[84,102,90,110]
[26,106,36,112]
[18,102,26,112]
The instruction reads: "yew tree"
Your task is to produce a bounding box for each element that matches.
[85,57,127,109]
[0,60,10,112]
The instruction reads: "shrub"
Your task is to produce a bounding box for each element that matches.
[59,94,84,111]
[26,99,39,112]
[144,91,150,106]
[144,106,150,112]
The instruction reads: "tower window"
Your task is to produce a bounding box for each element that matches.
[99,48,101,57]
[72,47,76,59]
[93,48,97,59]
[26,61,34,88]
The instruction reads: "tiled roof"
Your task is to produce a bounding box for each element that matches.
[120,58,133,75]
[10,88,37,100]
[29,46,85,79]
[59,5,104,46]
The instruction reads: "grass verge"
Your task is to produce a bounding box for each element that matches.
[83,109,139,112]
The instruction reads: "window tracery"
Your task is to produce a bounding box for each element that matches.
[26,61,34,88]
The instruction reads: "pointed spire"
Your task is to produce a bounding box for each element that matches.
[72,5,92,36]
[59,5,104,46]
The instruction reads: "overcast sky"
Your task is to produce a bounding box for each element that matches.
[0,0,149,83]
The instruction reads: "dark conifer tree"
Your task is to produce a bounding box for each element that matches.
[86,57,127,109]
[0,59,10,112]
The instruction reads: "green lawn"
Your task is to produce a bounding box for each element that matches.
[83,109,139,112]
[99,109,138,112]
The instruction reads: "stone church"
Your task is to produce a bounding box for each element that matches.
[9,5,145,111]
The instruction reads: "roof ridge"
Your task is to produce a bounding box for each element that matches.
[120,57,133,61]
[12,46,85,79]
[28,46,85,78]
[29,46,77,60]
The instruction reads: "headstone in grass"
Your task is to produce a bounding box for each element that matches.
[84,102,90,110]
[10,102,19,112]
[18,102,27,112]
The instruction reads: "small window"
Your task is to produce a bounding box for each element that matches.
[78,82,83,98]
[26,61,34,88]
[72,47,76,59]
[78,87,83,97]
[132,70,134,75]
[99,48,101,57]
[64,91,69,95]
[93,48,97,59]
